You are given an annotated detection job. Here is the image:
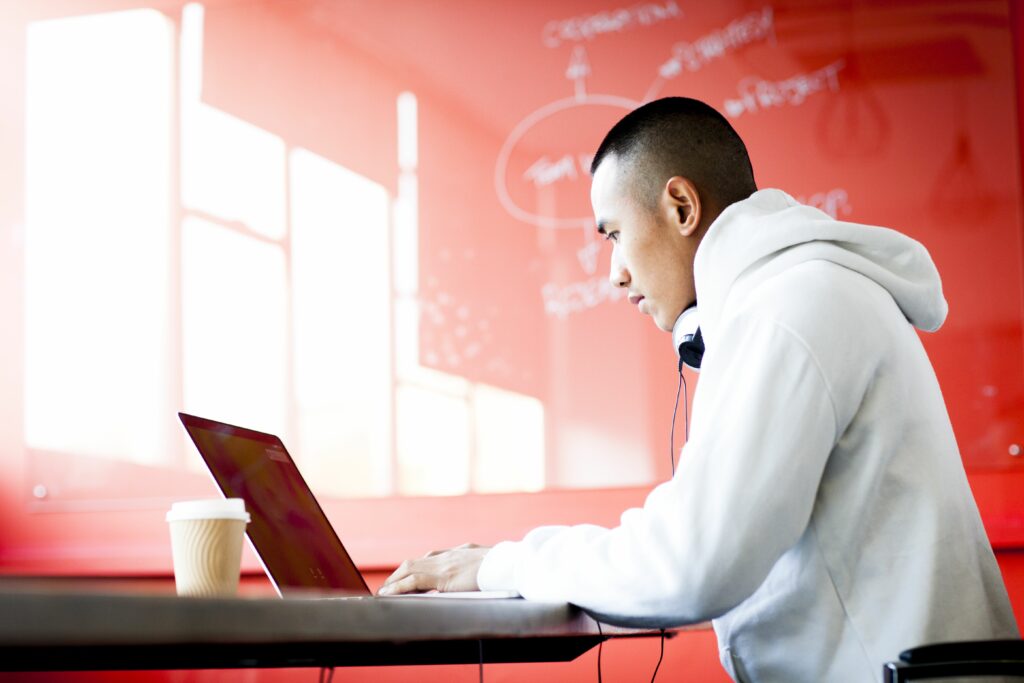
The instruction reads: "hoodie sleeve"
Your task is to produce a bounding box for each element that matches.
[477,314,840,623]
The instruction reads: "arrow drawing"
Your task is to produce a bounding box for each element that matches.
[566,46,590,101]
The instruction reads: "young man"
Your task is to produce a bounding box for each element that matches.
[380,97,1019,681]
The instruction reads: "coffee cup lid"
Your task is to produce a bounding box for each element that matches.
[166,498,251,523]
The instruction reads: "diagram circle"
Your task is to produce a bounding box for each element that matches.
[495,94,639,230]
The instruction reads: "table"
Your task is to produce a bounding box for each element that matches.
[0,583,665,671]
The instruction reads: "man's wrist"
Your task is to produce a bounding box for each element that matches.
[476,541,520,591]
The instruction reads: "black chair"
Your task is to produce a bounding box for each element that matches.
[883,639,1024,681]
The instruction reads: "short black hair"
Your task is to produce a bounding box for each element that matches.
[590,97,756,210]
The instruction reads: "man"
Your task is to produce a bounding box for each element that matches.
[380,97,1019,681]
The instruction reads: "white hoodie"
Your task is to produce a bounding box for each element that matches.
[477,189,1019,681]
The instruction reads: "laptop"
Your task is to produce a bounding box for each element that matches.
[178,412,518,600]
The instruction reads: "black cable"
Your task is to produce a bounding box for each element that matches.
[595,619,604,683]
[670,368,689,476]
[318,666,334,683]
[650,629,666,682]
[478,638,484,683]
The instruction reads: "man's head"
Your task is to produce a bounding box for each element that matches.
[590,97,756,331]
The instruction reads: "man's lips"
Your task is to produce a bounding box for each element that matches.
[629,294,645,306]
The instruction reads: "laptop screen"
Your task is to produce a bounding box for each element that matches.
[178,412,370,596]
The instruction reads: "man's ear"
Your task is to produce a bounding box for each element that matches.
[661,176,701,237]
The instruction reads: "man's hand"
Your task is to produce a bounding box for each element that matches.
[378,543,491,595]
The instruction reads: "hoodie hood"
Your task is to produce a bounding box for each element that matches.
[692,189,948,343]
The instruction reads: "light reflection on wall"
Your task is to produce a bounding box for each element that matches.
[180,216,289,443]
[392,90,546,497]
[22,3,546,500]
[290,147,392,498]
[24,10,173,467]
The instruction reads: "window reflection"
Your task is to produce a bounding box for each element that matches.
[181,216,289,446]
[290,148,392,498]
[181,102,287,240]
[24,10,173,467]
[23,4,547,501]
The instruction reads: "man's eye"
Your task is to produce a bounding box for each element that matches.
[603,231,619,242]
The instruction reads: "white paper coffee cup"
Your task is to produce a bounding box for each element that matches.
[166,498,251,597]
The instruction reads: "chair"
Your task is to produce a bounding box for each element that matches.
[883,639,1024,681]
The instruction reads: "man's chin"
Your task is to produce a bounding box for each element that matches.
[652,314,673,333]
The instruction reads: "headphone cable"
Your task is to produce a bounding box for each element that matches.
[670,369,689,476]
[650,630,666,682]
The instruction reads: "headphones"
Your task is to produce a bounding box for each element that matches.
[672,304,704,373]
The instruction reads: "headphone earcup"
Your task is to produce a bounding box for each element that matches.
[678,327,704,371]
[672,305,704,372]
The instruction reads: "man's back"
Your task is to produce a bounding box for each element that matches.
[711,255,1017,681]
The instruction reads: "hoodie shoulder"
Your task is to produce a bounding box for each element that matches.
[695,189,948,345]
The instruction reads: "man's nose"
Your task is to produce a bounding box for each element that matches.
[609,247,629,288]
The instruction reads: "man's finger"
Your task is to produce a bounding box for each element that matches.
[379,573,435,596]
[383,558,415,587]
